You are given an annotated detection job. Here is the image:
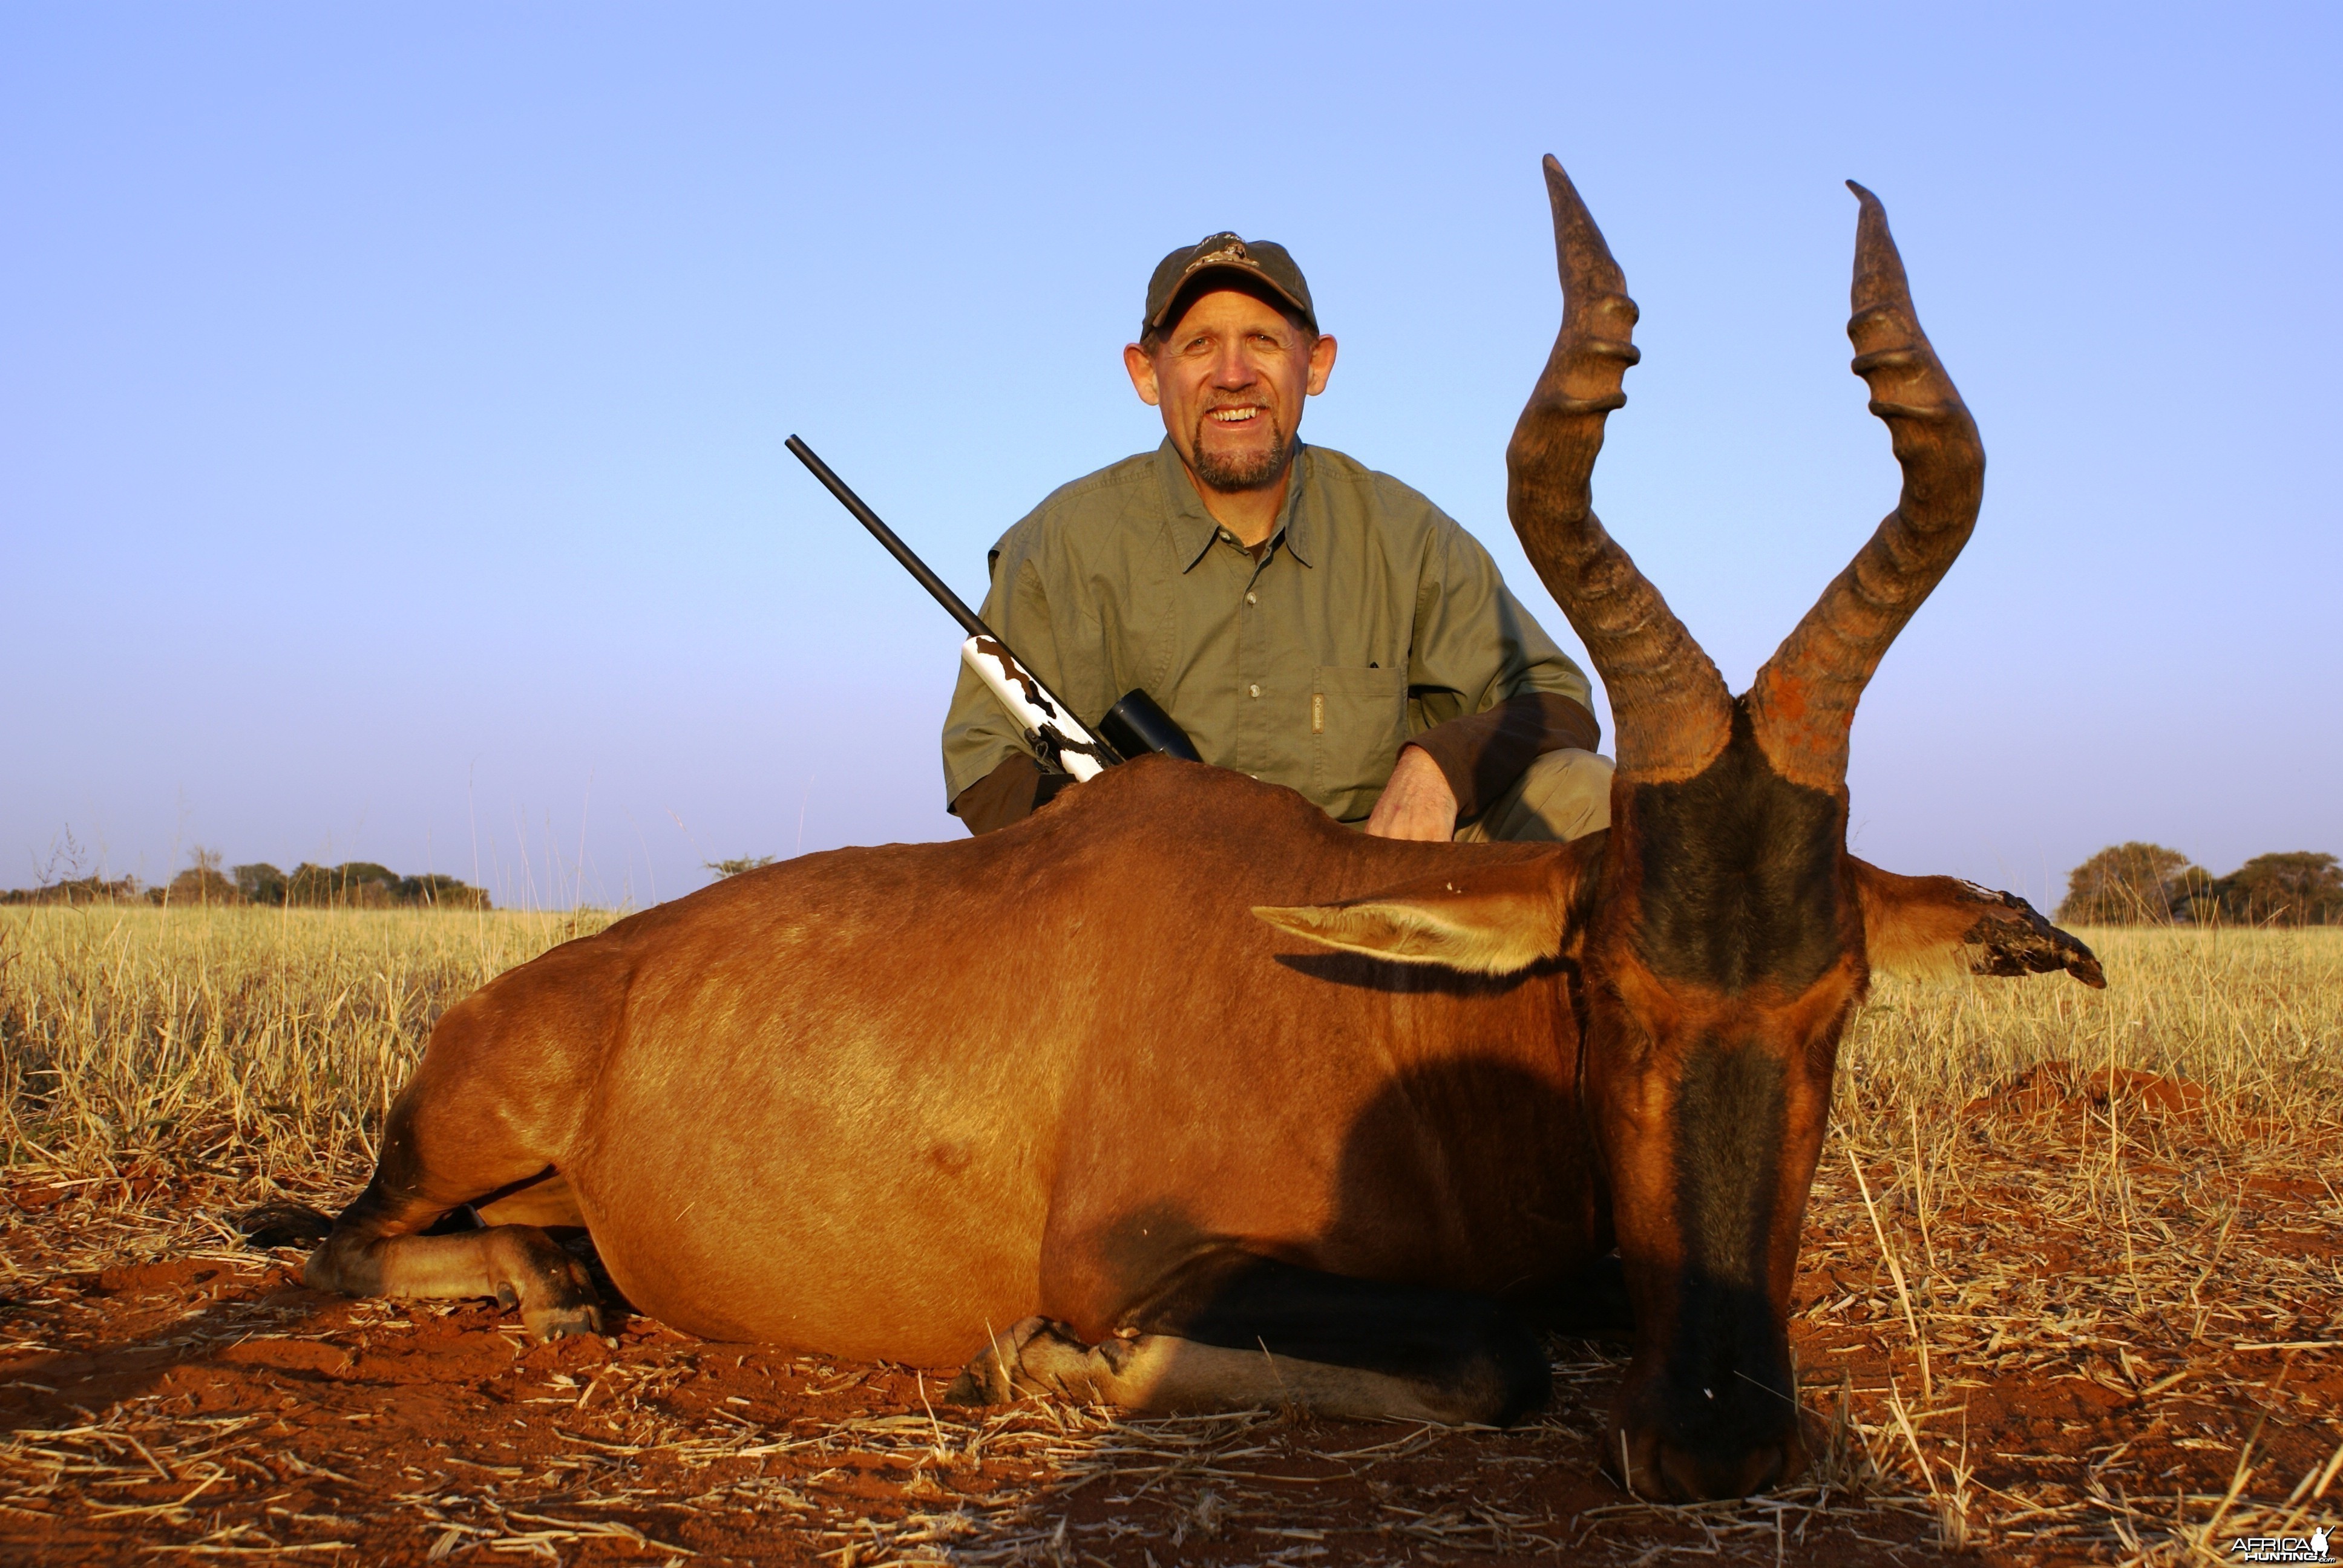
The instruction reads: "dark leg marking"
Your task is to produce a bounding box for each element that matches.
[1515,1252,1636,1337]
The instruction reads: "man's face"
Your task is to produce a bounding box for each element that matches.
[1124,287,1338,494]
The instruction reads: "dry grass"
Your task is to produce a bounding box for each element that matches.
[1815,927,2343,1562]
[1849,924,2343,1138]
[0,904,617,1186]
[3,907,2339,1564]
[5,910,2331,1183]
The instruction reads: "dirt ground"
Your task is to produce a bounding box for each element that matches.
[4,1079,2338,1566]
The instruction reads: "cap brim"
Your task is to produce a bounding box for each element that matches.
[1149,260,1314,331]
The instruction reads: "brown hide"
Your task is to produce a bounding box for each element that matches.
[411,759,1608,1365]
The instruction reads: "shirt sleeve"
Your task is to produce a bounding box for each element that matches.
[948,751,1078,834]
[1401,513,1601,817]
[1407,691,1602,822]
[939,525,1071,808]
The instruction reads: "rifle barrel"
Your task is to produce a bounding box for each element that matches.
[785,435,991,641]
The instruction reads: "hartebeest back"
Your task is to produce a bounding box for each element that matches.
[266,159,2102,1503]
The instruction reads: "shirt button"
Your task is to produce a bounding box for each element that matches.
[1245,592,1257,605]
[1249,683,1261,697]
[1217,529,1234,543]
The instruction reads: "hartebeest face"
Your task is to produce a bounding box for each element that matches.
[1262,159,2089,1498]
[1575,714,1863,1497]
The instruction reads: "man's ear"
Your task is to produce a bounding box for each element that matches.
[1852,858,2106,987]
[1253,832,1604,975]
[1124,342,1162,407]
[1305,332,1338,397]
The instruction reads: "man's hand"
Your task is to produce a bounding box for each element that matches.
[1363,745,1458,841]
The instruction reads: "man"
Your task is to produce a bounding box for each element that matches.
[942,232,1612,842]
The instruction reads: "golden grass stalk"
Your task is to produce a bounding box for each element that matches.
[1847,1145,1932,1403]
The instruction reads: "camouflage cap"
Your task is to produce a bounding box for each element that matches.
[1143,233,1317,336]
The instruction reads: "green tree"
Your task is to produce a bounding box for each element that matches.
[2057,841,2205,924]
[0,874,140,906]
[705,856,776,879]
[395,873,491,910]
[234,863,288,905]
[286,862,400,907]
[161,846,240,906]
[2166,863,2223,924]
[2214,852,2343,926]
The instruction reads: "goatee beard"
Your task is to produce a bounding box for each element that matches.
[1190,425,1295,492]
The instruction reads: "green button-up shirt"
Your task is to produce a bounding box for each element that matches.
[940,439,1594,824]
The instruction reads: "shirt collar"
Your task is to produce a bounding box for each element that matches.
[1156,437,1316,572]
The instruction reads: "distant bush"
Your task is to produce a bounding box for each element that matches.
[2057,842,2200,924]
[234,862,287,905]
[5,849,488,910]
[284,861,401,907]
[163,867,240,905]
[162,846,238,906]
[249,861,490,910]
[2215,852,2342,926]
[394,872,491,910]
[704,855,776,879]
[0,875,145,906]
[2060,842,2341,926]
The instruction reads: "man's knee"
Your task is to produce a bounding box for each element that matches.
[1459,748,1613,844]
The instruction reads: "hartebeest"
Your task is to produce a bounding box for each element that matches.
[270,159,2102,1501]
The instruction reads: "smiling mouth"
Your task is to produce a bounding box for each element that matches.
[1207,405,1266,426]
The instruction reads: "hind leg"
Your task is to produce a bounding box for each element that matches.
[306,1182,601,1340]
[303,1033,603,1339]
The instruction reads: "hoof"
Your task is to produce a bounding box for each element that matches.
[944,1316,1050,1405]
[940,1368,994,1405]
[238,1202,334,1250]
[526,1303,605,1341]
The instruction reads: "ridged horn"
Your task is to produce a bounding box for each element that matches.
[1746,182,1985,789]
[1507,155,1732,781]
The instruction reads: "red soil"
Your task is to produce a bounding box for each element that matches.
[4,1091,2338,1566]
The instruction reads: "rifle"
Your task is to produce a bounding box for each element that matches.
[787,436,1201,782]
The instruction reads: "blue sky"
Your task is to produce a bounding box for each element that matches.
[4,3,2336,908]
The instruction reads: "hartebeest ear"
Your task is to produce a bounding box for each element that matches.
[1253,834,1606,975]
[1851,858,2106,988]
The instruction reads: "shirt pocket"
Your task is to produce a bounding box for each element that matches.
[1311,664,1410,818]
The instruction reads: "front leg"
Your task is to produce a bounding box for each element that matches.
[945,1253,1550,1426]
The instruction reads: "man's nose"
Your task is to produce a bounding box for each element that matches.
[1208,346,1259,387]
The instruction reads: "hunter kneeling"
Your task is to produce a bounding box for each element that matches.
[943,233,1610,844]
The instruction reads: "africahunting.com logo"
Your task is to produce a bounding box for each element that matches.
[2231,1526,2332,1564]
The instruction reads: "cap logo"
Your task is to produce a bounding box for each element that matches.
[1145,232,1311,333]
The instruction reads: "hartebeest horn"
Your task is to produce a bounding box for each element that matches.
[1508,156,1734,781]
[1745,183,1984,790]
